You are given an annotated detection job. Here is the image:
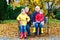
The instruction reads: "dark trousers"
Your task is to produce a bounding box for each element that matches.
[26,21,31,36]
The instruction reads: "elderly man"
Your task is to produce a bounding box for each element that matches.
[32,6,41,35]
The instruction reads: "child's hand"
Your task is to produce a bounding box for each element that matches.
[26,20,28,23]
[26,18,28,22]
[36,21,40,23]
[20,21,22,24]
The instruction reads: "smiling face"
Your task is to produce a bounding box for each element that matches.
[25,7,29,13]
[35,6,40,12]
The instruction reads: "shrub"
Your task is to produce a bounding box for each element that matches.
[55,8,60,20]
[0,0,7,20]
[7,5,25,19]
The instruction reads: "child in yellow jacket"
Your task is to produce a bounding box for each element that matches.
[17,8,30,39]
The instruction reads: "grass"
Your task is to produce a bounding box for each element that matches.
[0,19,60,24]
[0,20,17,24]
[49,19,60,23]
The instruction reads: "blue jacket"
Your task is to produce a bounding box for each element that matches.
[31,12,39,22]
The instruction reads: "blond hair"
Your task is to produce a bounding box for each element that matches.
[40,9,44,13]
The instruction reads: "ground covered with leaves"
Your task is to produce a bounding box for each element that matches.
[0,19,60,39]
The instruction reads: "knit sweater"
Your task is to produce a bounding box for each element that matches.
[35,13,44,22]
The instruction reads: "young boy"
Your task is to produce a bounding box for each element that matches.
[35,9,44,35]
[17,8,30,39]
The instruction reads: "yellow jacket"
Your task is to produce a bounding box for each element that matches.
[17,13,30,25]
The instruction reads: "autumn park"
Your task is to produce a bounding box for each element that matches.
[0,0,60,40]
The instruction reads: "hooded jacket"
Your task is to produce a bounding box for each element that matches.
[17,13,30,25]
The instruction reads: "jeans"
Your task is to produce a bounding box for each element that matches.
[19,25,27,33]
[34,21,44,35]
[26,25,30,35]
[26,21,31,36]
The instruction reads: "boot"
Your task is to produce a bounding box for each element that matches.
[39,28,41,35]
[41,28,44,34]
[24,32,27,38]
[20,32,23,39]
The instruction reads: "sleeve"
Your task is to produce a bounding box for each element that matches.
[40,14,44,22]
[35,14,38,21]
[26,14,30,22]
[16,14,21,20]
[31,12,35,22]
[31,14,34,22]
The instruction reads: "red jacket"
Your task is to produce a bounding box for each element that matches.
[35,13,44,22]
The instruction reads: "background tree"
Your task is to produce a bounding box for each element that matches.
[0,0,7,20]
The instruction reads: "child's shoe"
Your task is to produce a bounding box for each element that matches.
[24,32,27,38]
[41,28,44,34]
[20,32,23,39]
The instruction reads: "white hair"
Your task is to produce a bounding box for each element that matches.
[35,6,40,9]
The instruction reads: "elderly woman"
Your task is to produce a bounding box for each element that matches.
[25,7,32,36]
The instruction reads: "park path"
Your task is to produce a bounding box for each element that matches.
[0,35,60,40]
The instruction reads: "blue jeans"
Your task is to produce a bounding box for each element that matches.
[19,25,27,33]
[26,25,30,35]
[34,21,44,34]
[26,21,31,36]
